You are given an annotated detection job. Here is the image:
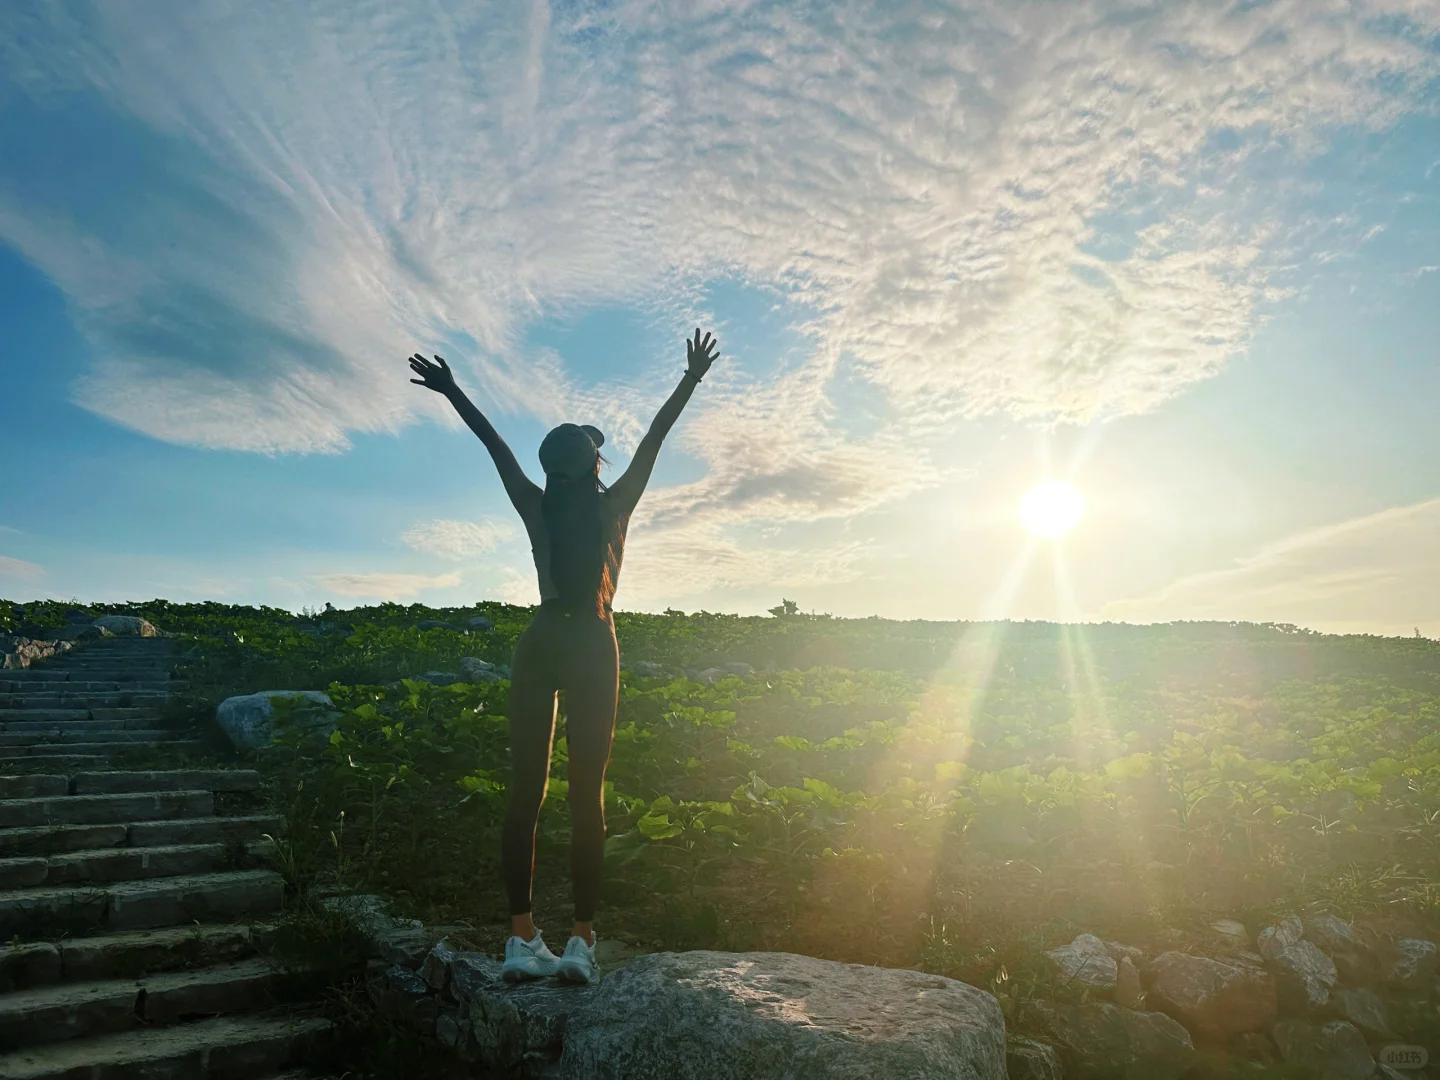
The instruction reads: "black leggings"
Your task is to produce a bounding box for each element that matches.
[501,603,618,923]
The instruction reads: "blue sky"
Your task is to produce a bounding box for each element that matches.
[1,1,1438,634]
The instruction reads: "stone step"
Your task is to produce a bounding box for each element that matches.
[0,840,261,890]
[0,709,92,724]
[1,923,276,992]
[0,957,293,1048]
[0,869,284,937]
[0,692,172,709]
[73,770,262,795]
[0,730,170,747]
[0,775,68,800]
[0,1010,330,1079]
[0,678,180,691]
[8,739,201,758]
[0,754,110,771]
[0,790,213,829]
[0,672,173,684]
[3,718,167,735]
[0,814,281,857]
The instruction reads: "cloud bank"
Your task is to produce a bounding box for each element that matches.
[1102,498,1440,636]
[402,519,514,560]
[0,556,44,583]
[312,571,463,600]
[2,0,1437,599]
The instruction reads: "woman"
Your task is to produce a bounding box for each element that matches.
[408,328,719,985]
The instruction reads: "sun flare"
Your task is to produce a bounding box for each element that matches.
[1019,481,1086,539]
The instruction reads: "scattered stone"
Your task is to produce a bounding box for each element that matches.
[1115,956,1145,1009]
[1006,1035,1063,1080]
[1208,919,1251,954]
[1105,941,1146,965]
[421,938,458,993]
[459,656,504,683]
[630,661,666,678]
[1325,986,1395,1040]
[1271,1019,1374,1080]
[722,661,753,676]
[0,636,72,669]
[1303,914,1370,982]
[1145,951,1276,1042]
[1228,1030,1277,1064]
[1030,1000,1195,1080]
[468,616,495,631]
[1271,939,1337,1013]
[93,614,161,637]
[416,670,462,686]
[214,689,336,751]
[559,950,1007,1080]
[1045,933,1118,991]
[1257,916,1303,961]
[1385,938,1438,991]
[369,962,440,1034]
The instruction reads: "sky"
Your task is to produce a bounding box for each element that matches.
[1,0,1438,635]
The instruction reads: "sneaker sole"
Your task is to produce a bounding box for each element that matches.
[503,964,556,983]
[556,963,597,985]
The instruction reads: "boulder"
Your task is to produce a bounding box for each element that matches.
[58,622,105,641]
[1303,914,1370,982]
[1045,933,1118,991]
[1257,917,1303,961]
[93,614,160,637]
[630,661,666,678]
[369,962,440,1034]
[695,667,728,684]
[215,690,336,750]
[558,951,1007,1080]
[468,616,495,631]
[1030,1000,1195,1080]
[416,619,454,630]
[416,671,462,686]
[1271,940,1337,1013]
[1324,986,1395,1040]
[1145,952,1276,1041]
[722,661,754,677]
[459,656,504,683]
[1271,1019,1374,1080]
[1006,1035,1062,1080]
[1385,938,1438,991]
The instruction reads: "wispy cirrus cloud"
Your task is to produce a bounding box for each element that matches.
[401,519,514,560]
[0,556,45,582]
[313,571,463,600]
[2,0,1437,597]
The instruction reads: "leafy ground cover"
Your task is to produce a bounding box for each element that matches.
[5,597,1440,1030]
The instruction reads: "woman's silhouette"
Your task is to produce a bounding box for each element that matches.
[408,329,719,984]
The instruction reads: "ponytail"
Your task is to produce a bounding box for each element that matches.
[541,475,611,616]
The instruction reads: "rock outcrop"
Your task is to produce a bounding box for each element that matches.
[1029,1000,1195,1080]
[93,614,161,637]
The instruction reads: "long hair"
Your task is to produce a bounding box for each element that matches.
[541,464,612,616]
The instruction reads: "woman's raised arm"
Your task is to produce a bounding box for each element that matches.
[609,329,719,516]
[409,353,541,516]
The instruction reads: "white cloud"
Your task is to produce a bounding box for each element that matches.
[1101,498,1440,636]
[313,571,463,600]
[1,0,1437,594]
[401,519,514,560]
[0,555,45,582]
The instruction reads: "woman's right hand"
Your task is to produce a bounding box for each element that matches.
[409,353,458,395]
[685,328,719,380]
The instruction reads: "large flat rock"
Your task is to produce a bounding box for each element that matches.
[559,950,1005,1080]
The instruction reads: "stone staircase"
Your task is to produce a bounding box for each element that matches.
[0,637,331,1077]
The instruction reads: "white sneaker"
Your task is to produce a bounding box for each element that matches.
[502,931,561,982]
[556,935,600,985]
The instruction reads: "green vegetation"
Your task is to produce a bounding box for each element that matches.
[5,597,1440,1023]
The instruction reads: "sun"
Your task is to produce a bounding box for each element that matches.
[1019,481,1086,539]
